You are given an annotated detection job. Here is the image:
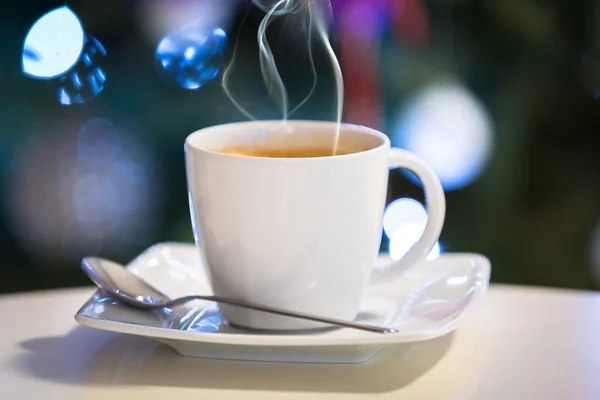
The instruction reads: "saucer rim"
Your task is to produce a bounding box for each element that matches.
[74,311,459,347]
[74,243,490,347]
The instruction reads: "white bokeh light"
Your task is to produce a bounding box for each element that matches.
[384,199,441,260]
[391,82,494,191]
[383,198,428,239]
[389,222,441,261]
[136,0,234,44]
[22,6,85,79]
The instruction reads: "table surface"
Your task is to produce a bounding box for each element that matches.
[1,284,599,400]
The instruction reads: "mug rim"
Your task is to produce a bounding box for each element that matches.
[185,120,391,162]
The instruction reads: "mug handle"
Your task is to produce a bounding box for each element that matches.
[383,148,446,276]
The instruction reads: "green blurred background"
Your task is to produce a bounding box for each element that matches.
[1,0,600,293]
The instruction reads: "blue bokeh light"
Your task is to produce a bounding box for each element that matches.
[23,6,107,105]
[70,118,152,239]
[22,6,84,79]
[58,37,107,105]
[155,23,227,90]
[77,118,121,166]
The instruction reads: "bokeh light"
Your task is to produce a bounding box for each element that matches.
[383,197,427,239]
[155,23,227,90]
[383,198,441,260]
[58,37,107,105]
[76,118,121,165]
[22,6,107,105]
[5,118,163,264]
[391,82,494,191]
[389,223,441,261]
[22,6,84,79]
[137,0,235,44]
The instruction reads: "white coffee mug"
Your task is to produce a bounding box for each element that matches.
[185,120,445,330]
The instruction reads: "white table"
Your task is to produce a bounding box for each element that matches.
[0,285,599,399]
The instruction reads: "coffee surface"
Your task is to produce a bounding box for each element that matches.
[213,145,364,158]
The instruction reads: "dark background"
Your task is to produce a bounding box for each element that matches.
[1,0,600,293]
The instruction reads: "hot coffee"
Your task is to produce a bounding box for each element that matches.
[213,145,363,158]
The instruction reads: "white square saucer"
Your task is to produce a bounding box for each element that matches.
[75,242,490,364]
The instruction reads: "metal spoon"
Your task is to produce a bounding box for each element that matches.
[81,257,398,334]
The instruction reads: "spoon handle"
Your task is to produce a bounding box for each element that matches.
[166,295,397,334]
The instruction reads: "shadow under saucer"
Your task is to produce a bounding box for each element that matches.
[11,326,454,394]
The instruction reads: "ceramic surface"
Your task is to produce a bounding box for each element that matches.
[185,120,446,330]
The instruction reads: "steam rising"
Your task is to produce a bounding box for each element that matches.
[221,0,343,153]
[253,0,297,15]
